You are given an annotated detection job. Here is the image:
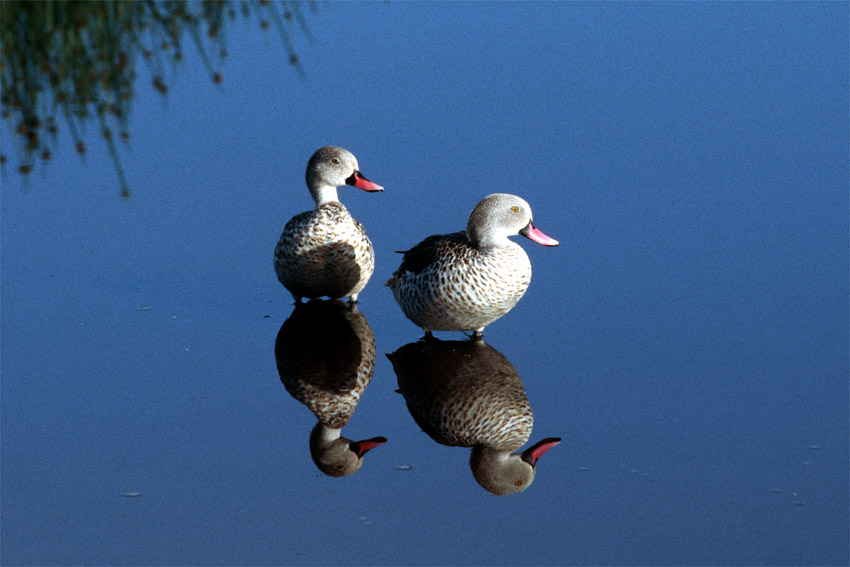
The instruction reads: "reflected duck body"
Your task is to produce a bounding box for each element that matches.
[275,299,386,477]
[389,338,560,495]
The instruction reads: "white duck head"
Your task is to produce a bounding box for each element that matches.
[465,193,559,249]
[305,146,383,206]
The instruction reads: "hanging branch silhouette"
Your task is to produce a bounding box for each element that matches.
[0,0,312,197]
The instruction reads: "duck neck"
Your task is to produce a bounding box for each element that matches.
[310,423,342,448]
[471,446,512,465]
[311,184,340,207]
[467,211,512,249]
[468,228,512,250]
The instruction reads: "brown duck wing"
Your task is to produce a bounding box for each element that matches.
[395,231,470,275]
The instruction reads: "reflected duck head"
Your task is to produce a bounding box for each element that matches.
[470,437,562,495]
[309,423,387,477]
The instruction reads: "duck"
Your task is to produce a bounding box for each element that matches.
[275,299,386,477]
[386,193,558,339]
[388,338,561,495]
[274,146,383,304]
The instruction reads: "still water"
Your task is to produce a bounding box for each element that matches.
[2,2,848,565]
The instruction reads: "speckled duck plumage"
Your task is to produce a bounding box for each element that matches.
[386,193,558,337]
[388,338,561,495]
[274,299,376,429]
[274,146,383,303]
[390,339,533,451]
[274,299,386,477]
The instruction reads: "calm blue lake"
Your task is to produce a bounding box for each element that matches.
[1,3,848,565]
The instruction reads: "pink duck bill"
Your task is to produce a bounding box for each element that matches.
[521,437,562,466]
[352,436,388,457]
[346,171,383,192]
[521,223,559,246]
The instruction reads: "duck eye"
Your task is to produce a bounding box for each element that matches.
[510,206,520,213]
[515,479,523,486]
[331,158,341,165]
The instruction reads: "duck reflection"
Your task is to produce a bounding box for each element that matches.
[275,300,386,477]
[388,339,560,495]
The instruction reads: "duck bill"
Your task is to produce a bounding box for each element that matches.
[351,436,387,457]
[520,223,559,246]
[521,437,562,467]
[346,171,384,192]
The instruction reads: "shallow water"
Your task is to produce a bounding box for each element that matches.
[2,3,848,565]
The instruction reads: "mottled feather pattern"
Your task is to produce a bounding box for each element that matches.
[393,232,469,275]
[391,340,533,451]
[275,300,376,429]
[387,231,532,332]
[274,202,375,301]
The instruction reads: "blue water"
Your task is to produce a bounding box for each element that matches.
[2,3,848,565]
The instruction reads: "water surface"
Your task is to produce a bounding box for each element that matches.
[2,3,848,565]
